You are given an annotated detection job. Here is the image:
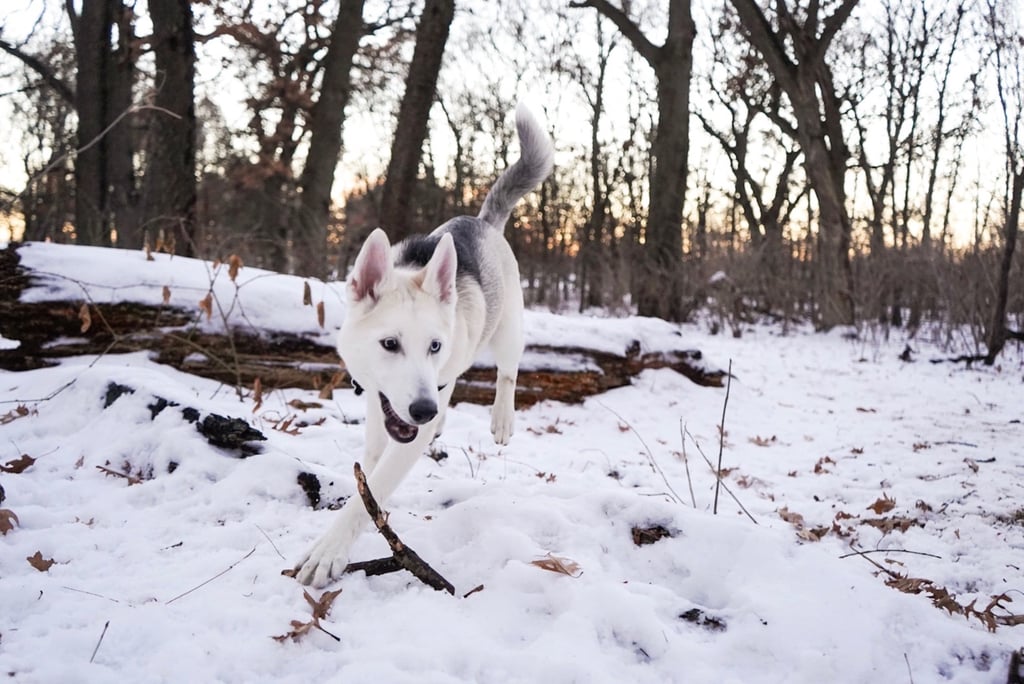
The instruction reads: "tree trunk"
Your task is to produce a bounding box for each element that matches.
[290,0,367,278]
[139,0,196,255]
[984,169,1023,365]
[73,0,113,246]
[729,0,858,328]
[377,0,456,242]
[573,0,694,322]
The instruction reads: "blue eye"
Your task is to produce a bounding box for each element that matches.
[429,339,442,354]
[380,337,400,352]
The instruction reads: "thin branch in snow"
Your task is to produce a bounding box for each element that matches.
[165,546,257,605]
[713,360,733,515]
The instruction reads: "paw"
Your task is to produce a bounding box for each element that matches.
[490,404,514,445]
[293,531,354,587]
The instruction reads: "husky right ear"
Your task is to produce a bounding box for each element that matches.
[348,228,392,303]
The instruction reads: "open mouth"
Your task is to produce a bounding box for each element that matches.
[379,393,418,443]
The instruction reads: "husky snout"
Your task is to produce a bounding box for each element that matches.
[408,397,438,424]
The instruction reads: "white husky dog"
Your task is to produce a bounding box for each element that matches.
[295,104,554,587]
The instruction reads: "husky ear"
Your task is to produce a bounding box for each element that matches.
[422,233,457,304]
[348,228,392,303]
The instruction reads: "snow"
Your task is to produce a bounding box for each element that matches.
[2,242,1023,683]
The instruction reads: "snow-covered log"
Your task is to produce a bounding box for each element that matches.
[0,242,725,405]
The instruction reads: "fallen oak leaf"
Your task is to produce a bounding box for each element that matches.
[162,285,171,305]
[0,509,19,535]
[530,553,582,578]
[27,551,55,572]
[0,454,36,474]
[867,493,896,515]
[302,281,312,306]
[273,589,342,643]
[316,300,325,328]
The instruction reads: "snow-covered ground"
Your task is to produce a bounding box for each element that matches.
[1,242,1022,683]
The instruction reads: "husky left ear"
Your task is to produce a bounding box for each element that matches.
[422,233,457,304]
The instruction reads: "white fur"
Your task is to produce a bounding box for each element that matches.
[294,105,552,587]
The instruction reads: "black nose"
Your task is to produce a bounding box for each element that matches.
[408,398,437,424]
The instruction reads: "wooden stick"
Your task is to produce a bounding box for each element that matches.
[344,556,402,577]
[353,463,455,595]
[713,359,733,515]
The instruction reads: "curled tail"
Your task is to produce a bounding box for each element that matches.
[478,103,555,229]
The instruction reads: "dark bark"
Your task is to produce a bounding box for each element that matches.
[290,0,367,278]
[73,0,112,246]
[71,0,137,248]
[573,0,695,322]
[377,0,456,242]
[138,0,197,255]
[985,169,1023,365]
[729,0,859,329]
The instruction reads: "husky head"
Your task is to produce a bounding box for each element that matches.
[338,228,457,443]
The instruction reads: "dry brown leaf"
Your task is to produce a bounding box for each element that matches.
[813,456,835,474]
[862,516,918,534]
[866,493,896,515]
[288,399,323,411]
[162,285,171,305]
[273,589,342,643]
[963,458,979,473]
[0,509,19,535]
[252,378,263,413]
[199,292,213,321]
[96,465,142,486]
[27,551,55,572]
[1,454,36,474]
[749,435,776,447]
[78,302,92,333]
[302,281,312,306]
[777,506,805,526]
[1,405,33,425]
[796,526,829,542]
[632,525,674,546]
[316,300,325,328]
[228,254,243,282]
[530,553,582,578]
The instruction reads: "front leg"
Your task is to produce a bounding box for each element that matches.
[488,312,524,446]
[294,421,439,587]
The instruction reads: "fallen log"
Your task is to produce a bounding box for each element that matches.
[0,243,725,406]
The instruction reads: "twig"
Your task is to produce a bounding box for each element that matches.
[62,586,121,604]
[89,620,110,664]
[904,653,915,684]
[713,360,733,515]
[598,402,684,505]
[678,420,697,508]
[165,546,257,604]
[344,556,403,576]
[256,525,285,560]
[838,548,943,560]
[683,427,758,525]
[353,463,455,595]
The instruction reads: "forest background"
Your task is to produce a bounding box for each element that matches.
[0,0,1021,361]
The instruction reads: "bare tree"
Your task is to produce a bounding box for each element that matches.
[728,0,859,328]
[289,0,369,278]
[68,0,138,247]
[571,0,696,322]
[982,0,1024,364]
[138,0,197,254]
[378,0,456,242]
